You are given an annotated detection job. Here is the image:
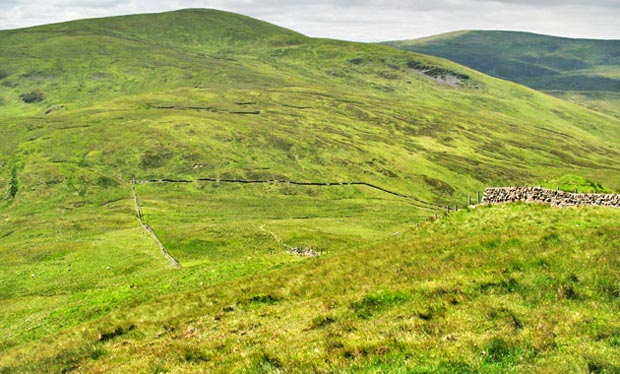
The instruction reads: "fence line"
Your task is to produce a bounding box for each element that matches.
[129,178,618,269]
[134,177,444,210]
[131,180,181,269]
[129,176,477,267]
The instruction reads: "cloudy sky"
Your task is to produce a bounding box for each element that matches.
[0,0,619,41]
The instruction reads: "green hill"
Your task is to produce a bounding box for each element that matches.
[384,31,620,117]
[1,9,620,372]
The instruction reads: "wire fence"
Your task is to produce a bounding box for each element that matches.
[131,180,181,269]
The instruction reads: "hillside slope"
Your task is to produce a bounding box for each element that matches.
[1,9,620,369]
[384,31,620,117]
[3,204,620,373]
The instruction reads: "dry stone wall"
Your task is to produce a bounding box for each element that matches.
[482,187,620,208]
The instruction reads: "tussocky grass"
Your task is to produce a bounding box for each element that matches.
[1,203,619,373]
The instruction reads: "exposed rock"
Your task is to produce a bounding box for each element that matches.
[406,60,469,87]
[289,247,320,257]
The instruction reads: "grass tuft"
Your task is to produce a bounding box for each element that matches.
[351,290,410,319]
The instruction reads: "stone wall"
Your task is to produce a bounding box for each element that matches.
[482,187,620,208]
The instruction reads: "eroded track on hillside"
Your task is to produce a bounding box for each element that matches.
[258,223,290,249]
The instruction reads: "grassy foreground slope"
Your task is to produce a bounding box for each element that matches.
[384,31,620,117]
[1,9,620,367]
[2,204,619,373]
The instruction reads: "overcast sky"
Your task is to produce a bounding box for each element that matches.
[1,0,619,41]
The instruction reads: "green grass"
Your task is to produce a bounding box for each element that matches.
[0,9,619,372]
[137,182,428,266]
[539,174,611,193]
[555,91,620,119]
[385,31,620,116]
[2,203,619,373]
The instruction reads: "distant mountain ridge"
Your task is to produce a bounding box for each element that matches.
[384,30,620,116]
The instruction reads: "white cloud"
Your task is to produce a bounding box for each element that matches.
[0,0,618,41]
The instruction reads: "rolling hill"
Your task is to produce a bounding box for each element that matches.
[384,31,620,117]
[1,9,619,373]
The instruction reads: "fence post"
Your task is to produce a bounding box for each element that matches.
[446,205,450,214]
[477,191,480,204]
[468,196,472,206]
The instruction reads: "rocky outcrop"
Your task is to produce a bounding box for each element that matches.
[289,247,320,257]
[482,187,620,208]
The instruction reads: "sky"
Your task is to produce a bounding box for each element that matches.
[0,0,619,42]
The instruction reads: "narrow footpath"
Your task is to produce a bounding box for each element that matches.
[259,223,291,249]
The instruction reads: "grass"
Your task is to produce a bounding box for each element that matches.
[2,203,619,373]
[0,9,619,372]
[137,182,429,267]
[539,174,611,193]
[555,91,620,119]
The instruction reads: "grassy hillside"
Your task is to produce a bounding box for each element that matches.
[384,31,620,117]
[1,9,620,371]
[2,204,619,373]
